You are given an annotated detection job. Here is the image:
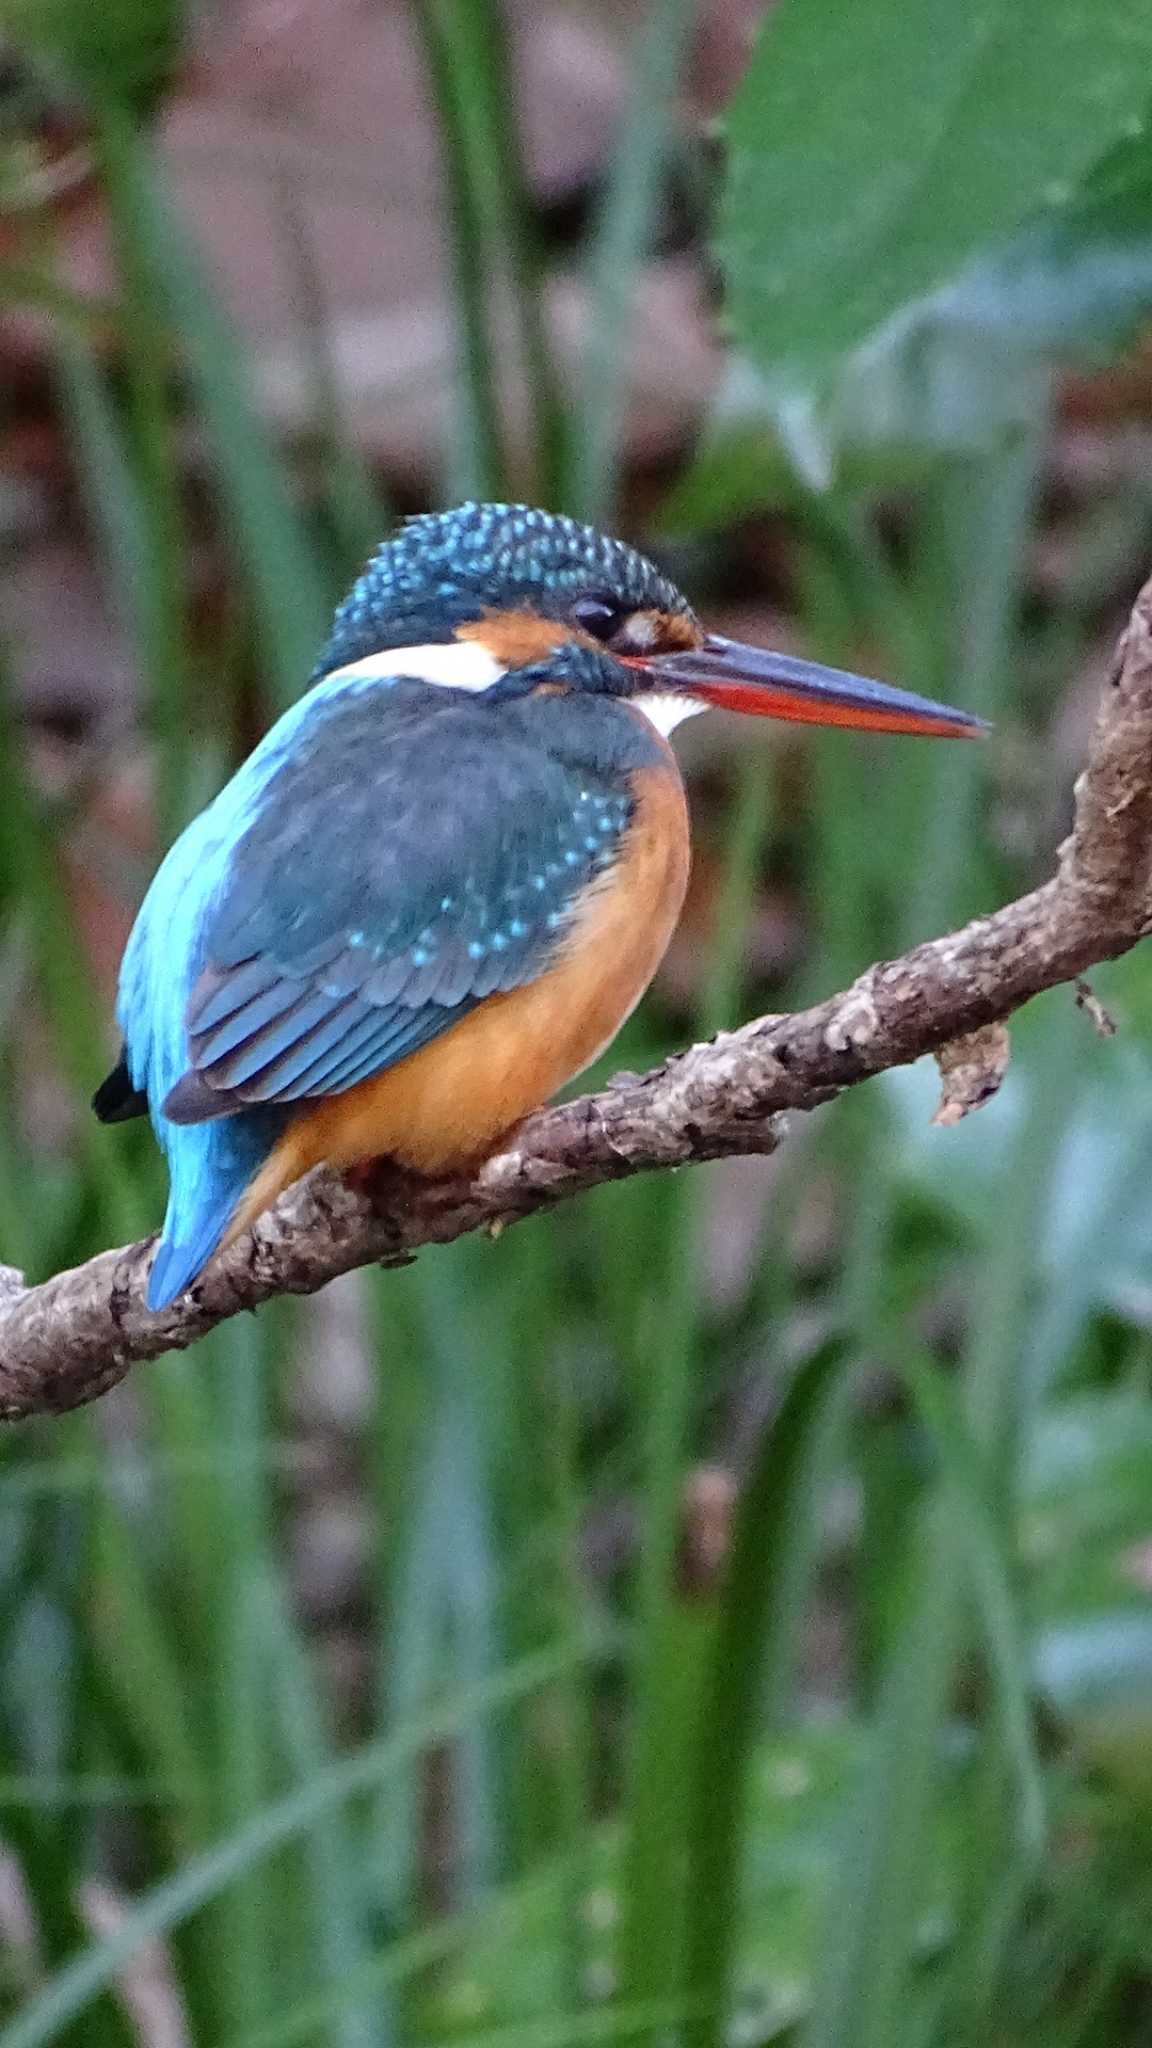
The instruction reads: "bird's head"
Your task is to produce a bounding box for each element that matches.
[316,502,985,741]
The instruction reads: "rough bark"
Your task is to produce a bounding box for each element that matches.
[4,575,1152,1421]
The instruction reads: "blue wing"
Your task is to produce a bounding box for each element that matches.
[117,670,639,1309]
[160,678,633,1122]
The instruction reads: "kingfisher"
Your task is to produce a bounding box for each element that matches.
[93,502,983,1310]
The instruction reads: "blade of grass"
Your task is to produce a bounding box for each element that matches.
[255,1571,389,2048]
[933,997,1085,2028]
[366,1266,435,1941]
[902,414,1049,946]
[697,739,776,1034]
[90,131,330,704]
[0,1807,138,2048]
[410,0,567,503]
[779,422,1055,2045]
[85,1506,209,1854]
[478,4,569,506]
[487,1213,600,2001]
[568,0,698,525]
[0,648,145,1250]
[381,1250,502,1915]
[202,1319,276,2039]
[233,1887,543,2048]
[789,537,890,999]
[616,745,775,2025]
[54,337,168,753]
[538,1289,599,2008]
[370,1417,447,1939]
[267,160,390,570]
[0,1638,600,2048]
[895,1344,1046,1863]
[802,995,1083,2048]
[90,94,193,839]
[0,1448,139,2048]
[408,0,513,501]
[962,995,1084,1486]
[800,1488,965,2048]
[682,1347,854,2048]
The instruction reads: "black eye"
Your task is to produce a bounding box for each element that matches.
[570,595,627,642]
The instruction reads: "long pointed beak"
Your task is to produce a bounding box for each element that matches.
[638,635,988,739]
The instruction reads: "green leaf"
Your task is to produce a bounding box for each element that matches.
[722,0,1152,372]
[675,120,1152,511]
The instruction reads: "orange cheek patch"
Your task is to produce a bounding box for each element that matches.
[457,610,573,668]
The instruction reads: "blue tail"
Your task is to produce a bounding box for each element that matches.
[146,1108,288,1311]
[147,1206,235,1311]
[114,764,295,1310]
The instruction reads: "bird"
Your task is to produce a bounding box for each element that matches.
[93,502,985,1311]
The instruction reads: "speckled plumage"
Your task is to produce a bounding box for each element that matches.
[111,505,689,1310]
[173,681,645,1112]
[317,502,694,676]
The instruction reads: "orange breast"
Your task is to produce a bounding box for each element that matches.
[226,760,690,1242]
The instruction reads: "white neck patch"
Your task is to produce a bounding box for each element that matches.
[323,648,706,737]
[324,641,505,694]
[632,692,708,739]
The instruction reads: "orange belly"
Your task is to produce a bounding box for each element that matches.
[226,761,689,1242]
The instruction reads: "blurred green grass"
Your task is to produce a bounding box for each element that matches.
[4,4,1152,2046]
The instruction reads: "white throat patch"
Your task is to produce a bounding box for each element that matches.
[632,692,708,739]
[324,649,706,736]
[324,641,506,694]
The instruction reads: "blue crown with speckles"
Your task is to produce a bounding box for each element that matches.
[314,502,692,680]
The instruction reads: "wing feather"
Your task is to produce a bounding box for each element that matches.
[162,680,634,1124]
[191,975,308,1065]
[193,958,282,1032]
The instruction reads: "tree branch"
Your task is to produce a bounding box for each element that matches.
[4,574,1152,1422]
